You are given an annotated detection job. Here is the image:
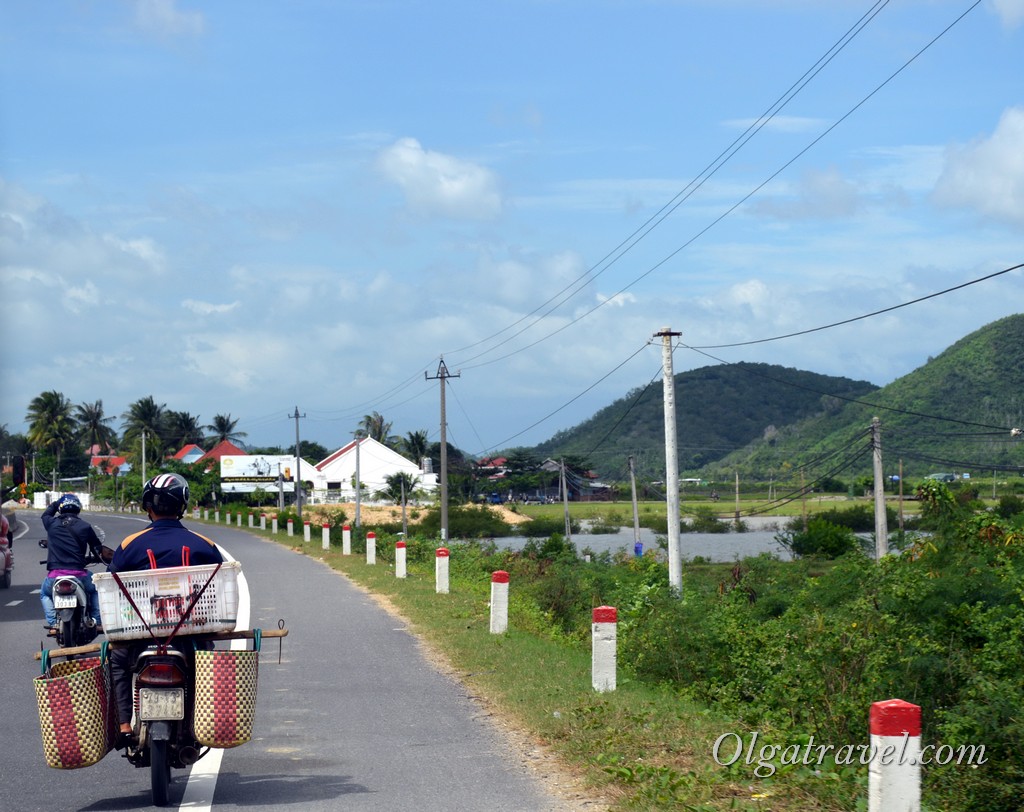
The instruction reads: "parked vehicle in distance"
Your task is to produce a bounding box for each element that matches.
[0,513,11,589]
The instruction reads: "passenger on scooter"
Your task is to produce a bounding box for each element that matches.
[108,473,224,748]
[40,493,110,631]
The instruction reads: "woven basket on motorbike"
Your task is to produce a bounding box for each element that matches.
[193,643,259,748]
[34,651,116,769]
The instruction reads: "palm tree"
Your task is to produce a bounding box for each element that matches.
[165,411,205,449]
[401,430,430,467]
[358,411,400,447]
[121,396,167,468]
[206,414,247,445]
[26,390,76,469]
[75,400,118,454]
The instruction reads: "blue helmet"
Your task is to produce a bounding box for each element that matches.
[56,494,82,514]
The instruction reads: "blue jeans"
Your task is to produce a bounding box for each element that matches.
[41,573,101,627]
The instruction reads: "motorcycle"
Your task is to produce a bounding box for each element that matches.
[38,529,107,648]
[121,638,207,806]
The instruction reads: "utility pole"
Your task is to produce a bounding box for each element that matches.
[141,430,146,485]
[289,407,306,521]
[426,358,459,543]
[628,455,641,552]
[354,433,362,527]
[561,459,572,543]
[872,417,889,560]
[655,326,682,595]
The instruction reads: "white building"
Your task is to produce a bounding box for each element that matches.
[313,437,437,503]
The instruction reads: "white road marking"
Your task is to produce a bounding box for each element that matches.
[5,600,23,606]
[180,545,250,811]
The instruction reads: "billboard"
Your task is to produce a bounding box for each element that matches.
[220,455,296,494]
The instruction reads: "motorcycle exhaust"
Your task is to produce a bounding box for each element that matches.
[178,746,200,766]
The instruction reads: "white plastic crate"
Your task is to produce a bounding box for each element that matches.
[93,562,240,641]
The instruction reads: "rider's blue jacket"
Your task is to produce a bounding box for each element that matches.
[108,518,223,572]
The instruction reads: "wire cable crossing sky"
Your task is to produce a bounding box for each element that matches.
[1,0,1022,453]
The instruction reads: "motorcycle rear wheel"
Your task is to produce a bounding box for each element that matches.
[151,739,171,806]
[58,618,76,648]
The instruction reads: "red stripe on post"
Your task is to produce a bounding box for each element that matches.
[396,541,406,549]
[870,699,921,737]
[367,532,376,539]
[322,523,330,528]
[592,606,617,623]
[492,570,510,584]
[343,525,350,531]
[436,547,450,557]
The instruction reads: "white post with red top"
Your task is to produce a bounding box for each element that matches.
[303,521,311,543]
[342,525,351,555]
[237,513,242,527]
[322,523,330,551]
[592,606,617,692]
[395,541,407,578]
[248,512,254,528]
[260,513,266,531]
[272,516,278,534]
[287,518,293,537]
[436,548,450,594]
[869,699,921,812]
[490,571,509,634]
[366,531,376,565]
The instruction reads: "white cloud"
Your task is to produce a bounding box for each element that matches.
[131,0,205,38]
[182,299,240,315]
[990,0,1024,29]
[723,115,827,134]
[377,138,502,220]
[65,280,100,314]
[933,107,1024,227]
[751,166,861,220]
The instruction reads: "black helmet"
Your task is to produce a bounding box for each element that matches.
[56,493,82,514]
[142,473,190,518]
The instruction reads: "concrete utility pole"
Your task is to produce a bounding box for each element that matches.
[141,430,146,485]
[655,326,683,595]
[561,459,572,543]
[354,434,362,527]
[628,455,641,552]
[289,406,306,521]
[872,417,889,560]
[426,358,459,542]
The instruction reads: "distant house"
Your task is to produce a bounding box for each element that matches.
[171,444,206,465]
[90,455,131,475]
[198,440,247,468]
[315,437,437,502]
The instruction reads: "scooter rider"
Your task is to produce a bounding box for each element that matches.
[40,494,110,631]
[108,473,224,748]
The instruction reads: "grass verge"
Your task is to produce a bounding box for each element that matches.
[234,521,864,811]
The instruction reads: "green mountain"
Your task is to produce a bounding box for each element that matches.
[724,314,1024,484]
[526,314,1024,485]
[530,363,878,480]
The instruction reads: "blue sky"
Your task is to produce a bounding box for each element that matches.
[2,0,1022,460]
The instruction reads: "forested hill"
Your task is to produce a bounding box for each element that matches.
[720,313,1024,482]
[529,363,878,480]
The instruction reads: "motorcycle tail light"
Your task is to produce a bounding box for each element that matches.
[55,581,77,595]
[138,661,186,687]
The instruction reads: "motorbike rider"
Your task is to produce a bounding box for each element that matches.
[40,493,110,631]
[108,473,224,747]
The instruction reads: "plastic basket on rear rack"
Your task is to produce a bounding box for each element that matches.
[92,562,240,640]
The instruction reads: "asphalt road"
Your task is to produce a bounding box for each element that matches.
[0,510,572,811]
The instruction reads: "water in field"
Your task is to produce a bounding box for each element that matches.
[492,518,793,563]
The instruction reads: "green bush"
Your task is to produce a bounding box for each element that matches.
[775,517,859,558]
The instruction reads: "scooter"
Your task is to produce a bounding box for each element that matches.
[39,532,106,648]
[121,640,207,806]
